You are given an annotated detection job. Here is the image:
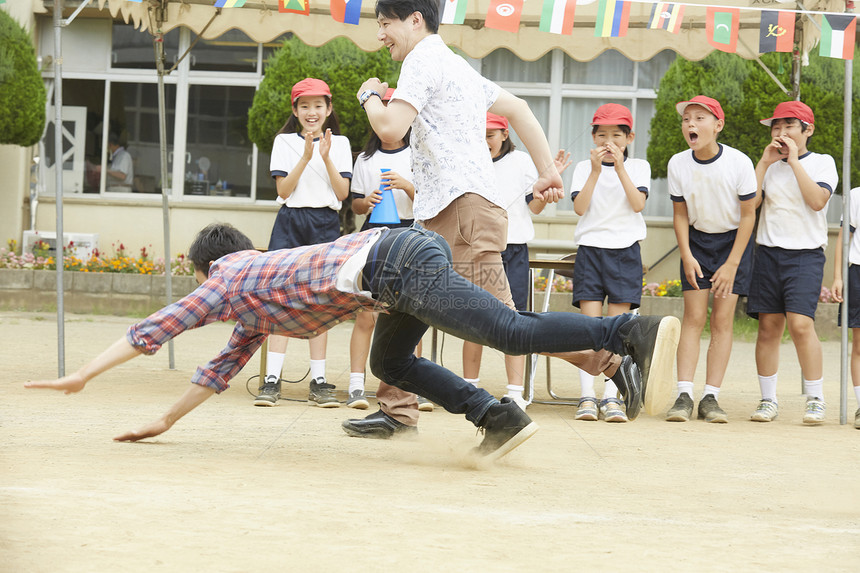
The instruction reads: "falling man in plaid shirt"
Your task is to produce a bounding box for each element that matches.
[26,223,680,463]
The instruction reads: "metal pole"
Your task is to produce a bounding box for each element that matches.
[839,44,853,426]
[154,19,175,369]
[53,0,65,377]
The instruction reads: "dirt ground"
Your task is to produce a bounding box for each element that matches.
[2,310,859,572]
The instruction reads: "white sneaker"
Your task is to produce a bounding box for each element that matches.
[506,393,529,411]
[751,399,778,422]
[802,398,826,425]
[854,407,860,429]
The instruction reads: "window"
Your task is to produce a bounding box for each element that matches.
[112,23,180,70]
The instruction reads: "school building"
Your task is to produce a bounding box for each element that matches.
[0,4,842,284]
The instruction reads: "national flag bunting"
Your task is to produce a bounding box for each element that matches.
[540,0,576,35]
[331,0,363,25]
[440,0,468,25]
[214,0,246,7]
[706,7,739,53]
[819,14,857,60]
[485,0,523,33]
[595,0,631,38]
[648,3,684,34]
[759,10,795,53]
[280,0,310,15]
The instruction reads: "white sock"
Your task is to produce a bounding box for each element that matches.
[677,381,694,398]
[854,385,860,407]
[759,373,778,403]
[802,377,824,401]
[310,359,326,381]
[603,379,619,399]
[579,370,595,398]
[702,384,720,399]
[266,351,286,380]
[349,372,365,395]
[464,378,480,388]
[505,384,524,398]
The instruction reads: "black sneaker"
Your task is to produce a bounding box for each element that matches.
[697,394,728,423]
[618,315,680,416]
[609,355,642,420]
[253,375,280,407]
[308,377,340,408]
[474,397,539,463]
[665,393,694,422]
[341,409,418,439]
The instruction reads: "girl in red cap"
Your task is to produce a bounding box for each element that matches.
[569,103,651,423]
[459,112,571,409]
[748,100,837,425]
[347,88,424,411]
[665,95,757,424]
[256,77,353,409]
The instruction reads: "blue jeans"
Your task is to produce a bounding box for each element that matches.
[366,227,634,426]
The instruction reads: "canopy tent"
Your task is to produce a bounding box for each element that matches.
[92,0,840,62]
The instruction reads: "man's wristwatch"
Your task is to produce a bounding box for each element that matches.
[358,89,382,109]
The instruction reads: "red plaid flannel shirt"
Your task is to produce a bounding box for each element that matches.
[126,230,381,393]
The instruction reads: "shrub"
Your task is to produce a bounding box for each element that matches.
[0,10,46,146]
[248,36,401,154]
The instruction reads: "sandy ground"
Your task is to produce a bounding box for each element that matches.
[2,310,859,572]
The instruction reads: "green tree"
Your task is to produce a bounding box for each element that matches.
[0,10,46,146]
[248,36,401,154]
[648,50,860,189]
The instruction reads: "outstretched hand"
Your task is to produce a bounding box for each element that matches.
[114,419,172,442]
[25,373,86,394]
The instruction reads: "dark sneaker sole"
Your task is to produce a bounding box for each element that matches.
[666,408,692,422]
[347,399,370,410]
[700,412,728,423]
[643,316,681,416]
[253,397,278,407]
[309,399,341,408]
[478,421,539,466]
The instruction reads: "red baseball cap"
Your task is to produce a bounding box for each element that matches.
[291,78,331,104]
[760,101,815,126]
[486,112,509,130]
[591,103,633,128]
[382,88,396,101]
[675,95,725,121]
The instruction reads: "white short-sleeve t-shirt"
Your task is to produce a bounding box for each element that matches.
[757,151,838,250]
[269,132,353,210]
[493,150,538,245]
[351,145,415,220]
[570,157,650,248]
[391,34,502,221]
[845,187,860,265]
[668,144,757,234]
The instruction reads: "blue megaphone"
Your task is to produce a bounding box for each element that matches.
[368,168,400,225]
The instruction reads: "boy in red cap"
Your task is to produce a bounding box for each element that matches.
[665,95,757,424]
[569,103,651,423]
[748,100,837,425]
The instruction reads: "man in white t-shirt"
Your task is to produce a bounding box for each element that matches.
[106,133,134,193]
[344,0,645,438]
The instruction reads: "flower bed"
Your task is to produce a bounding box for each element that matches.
[1,239,194,276]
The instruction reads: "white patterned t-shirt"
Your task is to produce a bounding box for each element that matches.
[391,34,502,221]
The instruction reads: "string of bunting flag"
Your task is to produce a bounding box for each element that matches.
[154,0,856,60]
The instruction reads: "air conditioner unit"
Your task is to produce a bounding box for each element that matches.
[22,231,99,260]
